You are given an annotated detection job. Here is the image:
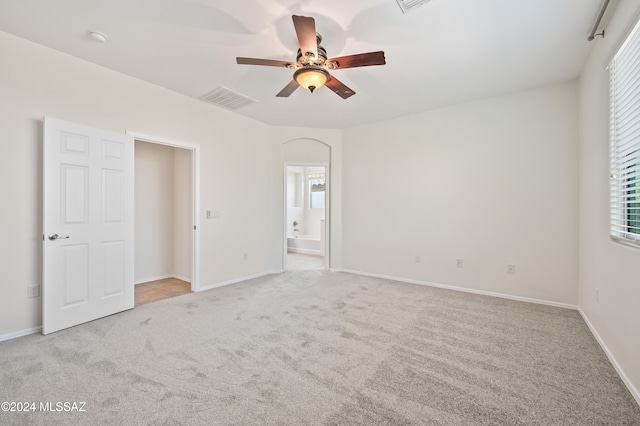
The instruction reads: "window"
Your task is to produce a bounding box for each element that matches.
[309,173,325,209]
[609,17,640,247]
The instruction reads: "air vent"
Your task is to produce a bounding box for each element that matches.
[200,87,257,110]
[396,0,432,14]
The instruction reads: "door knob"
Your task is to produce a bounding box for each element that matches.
[48,233,70,241]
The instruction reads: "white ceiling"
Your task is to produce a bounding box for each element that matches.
[0,0,603,128]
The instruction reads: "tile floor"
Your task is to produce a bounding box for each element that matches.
[135,277,191,306]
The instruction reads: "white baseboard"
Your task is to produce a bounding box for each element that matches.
[135,275,192,285]
[287,248,321,255]
[578,308,640,407]
[171,274,191,283]
[0,326,41,342]
[197,270,281,292]
[340,269,578,310]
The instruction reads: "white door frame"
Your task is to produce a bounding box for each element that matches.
[127,132,201,292]
[283,162,330,271]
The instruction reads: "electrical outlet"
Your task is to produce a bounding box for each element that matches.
[206,210,212,219]
[595,288,600,303]
[415,256,421,264]
[27,285,40,298]
[507,264,516,275]
[212,211,221,219]
[456,258,463,268]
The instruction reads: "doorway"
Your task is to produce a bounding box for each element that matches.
[285,164,328,271]
[131,133,200,304]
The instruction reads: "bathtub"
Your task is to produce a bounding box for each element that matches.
[287,235,322,255]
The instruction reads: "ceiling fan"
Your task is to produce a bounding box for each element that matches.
[236,15,386,99]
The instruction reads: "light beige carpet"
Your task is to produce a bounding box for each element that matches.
[1,271,639,425]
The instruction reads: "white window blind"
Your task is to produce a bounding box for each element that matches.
[609,16,640,247]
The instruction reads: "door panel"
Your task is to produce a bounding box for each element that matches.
[43,117,134,334]
[102,241,125,296]
[103,169,124,223]
[62,244,89,307]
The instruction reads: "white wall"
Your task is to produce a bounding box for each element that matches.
[286,166,326,238]
[342,81,579,305]
[578,0,640,403]
[135,141,176,283]
[173,147,193,282]
[0,30,279,336]
[134,142,192,284]
[286,168,305,236]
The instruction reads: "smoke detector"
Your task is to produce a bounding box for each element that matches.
[88,31,108,43]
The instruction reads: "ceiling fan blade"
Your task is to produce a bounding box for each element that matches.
[292,15,318,59]
[328,51,386,69]
[236,57,295,68]
[276,80,300,97]
[325,75,355,99]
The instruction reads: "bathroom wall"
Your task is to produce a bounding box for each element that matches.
[286,166,326,238]
[287,167,305,236]
[303,166,326,237]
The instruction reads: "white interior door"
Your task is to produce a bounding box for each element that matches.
[43,117,134,334]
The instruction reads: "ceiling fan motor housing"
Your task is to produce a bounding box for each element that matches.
[296,37,328,66]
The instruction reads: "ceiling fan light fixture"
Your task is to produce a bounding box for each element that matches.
[294,67,330,93]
